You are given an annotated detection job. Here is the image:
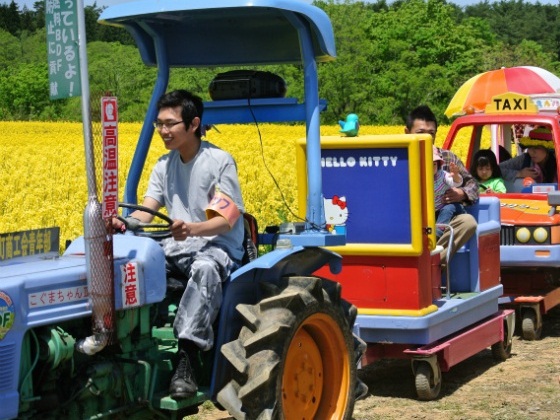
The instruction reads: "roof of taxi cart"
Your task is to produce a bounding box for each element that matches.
[98,0,336,67]
[449,112,560,127]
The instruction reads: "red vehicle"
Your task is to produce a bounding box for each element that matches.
[443,92,560,339]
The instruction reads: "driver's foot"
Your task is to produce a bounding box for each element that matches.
[170,350,198,399]
[167,277,186,294]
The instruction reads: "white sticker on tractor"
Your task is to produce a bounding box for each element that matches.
[28,285,89,308]
[121,261,142,308]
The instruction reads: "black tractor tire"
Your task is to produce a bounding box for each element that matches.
[217,276,359,420]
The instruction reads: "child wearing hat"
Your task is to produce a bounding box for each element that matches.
[499,127,557,190]
[433,145,466,238]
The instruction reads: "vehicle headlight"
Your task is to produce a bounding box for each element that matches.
[514,226,551,245]
[533,227,548,243]
[516,227,531,243]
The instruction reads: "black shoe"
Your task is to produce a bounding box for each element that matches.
[169,350,198,399]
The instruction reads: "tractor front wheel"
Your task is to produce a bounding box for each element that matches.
[217,276,357,419]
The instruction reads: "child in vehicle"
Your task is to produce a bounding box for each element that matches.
[433,145,466,238]
[470,149,506,193]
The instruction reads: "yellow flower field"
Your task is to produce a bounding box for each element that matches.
[0,122,464,252]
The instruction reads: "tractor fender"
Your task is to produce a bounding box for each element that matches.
[231,245,342,283]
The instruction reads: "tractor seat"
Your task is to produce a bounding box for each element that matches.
[166,213,258,296]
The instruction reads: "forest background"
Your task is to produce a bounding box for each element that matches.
[2,0,560,124]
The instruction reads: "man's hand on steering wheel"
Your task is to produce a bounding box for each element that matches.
[115,203,174,239]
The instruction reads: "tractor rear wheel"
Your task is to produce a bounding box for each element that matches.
[217,276,358,419]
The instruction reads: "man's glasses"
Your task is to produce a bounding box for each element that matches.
[153,120,184,130]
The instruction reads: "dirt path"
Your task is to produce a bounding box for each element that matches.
[189,307,560,419]
[355,306,560,419]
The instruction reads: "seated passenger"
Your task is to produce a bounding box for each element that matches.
[405,105,478,265]
[470,149,506,193]
[500,127,557,191]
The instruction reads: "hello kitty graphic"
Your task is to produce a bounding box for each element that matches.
[324,195,349,234]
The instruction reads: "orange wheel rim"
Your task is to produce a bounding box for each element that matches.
[282,313,350,419]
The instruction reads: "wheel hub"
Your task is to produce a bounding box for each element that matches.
[283,328,323,419]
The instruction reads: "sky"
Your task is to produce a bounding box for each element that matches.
[6,0,560,12]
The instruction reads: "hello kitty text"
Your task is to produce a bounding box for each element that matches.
[321,155,398,168]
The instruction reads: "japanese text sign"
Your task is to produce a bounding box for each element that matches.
[102,97,119,219]
[120,262,142,308]
[47,0,82,99]
[0,227,60,262]
[28,285,89,309]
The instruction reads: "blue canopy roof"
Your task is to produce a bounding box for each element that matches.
[99,0,336,67]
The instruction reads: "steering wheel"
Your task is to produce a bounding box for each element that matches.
[117,203,173,239]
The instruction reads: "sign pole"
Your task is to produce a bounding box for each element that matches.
[75,0,97,197]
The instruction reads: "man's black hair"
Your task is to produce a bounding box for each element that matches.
[406,105,438,131]
[157,90,204,138]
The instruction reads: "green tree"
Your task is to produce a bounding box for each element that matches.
[0,28,20,70]
[0,1,20,35]
[479,39,560,74]
[86,41,157,121]
[316,0,496,124]
[314,0,380,123]
[18,29,47,64]
[0,62,53,119]
[465,0,560,60]
[2,0,560,122]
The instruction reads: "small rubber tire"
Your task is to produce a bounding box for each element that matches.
[491,319,512,361]
[414,361,441,401]
[521,309,542,341]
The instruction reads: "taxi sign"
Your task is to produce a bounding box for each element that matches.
[485,93,538,114]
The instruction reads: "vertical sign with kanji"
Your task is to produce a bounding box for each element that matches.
[102,97,119,219]
[120,262,142,308]
[46,0,82,99]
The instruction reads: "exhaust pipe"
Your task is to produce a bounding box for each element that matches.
[75,198,116,355]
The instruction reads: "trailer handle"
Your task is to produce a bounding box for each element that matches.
[436,223,454,299]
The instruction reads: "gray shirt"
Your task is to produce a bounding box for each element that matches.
[146,141,245,262]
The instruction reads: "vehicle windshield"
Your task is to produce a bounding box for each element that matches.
[445,119,557,194]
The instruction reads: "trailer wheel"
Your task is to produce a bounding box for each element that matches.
[521,308,542,341]
[491,319,512,361]
[414,361,441,401]
[217,276,357,420]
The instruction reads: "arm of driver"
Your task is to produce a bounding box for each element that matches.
[170,214,231,241]
[129,197,161,223]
